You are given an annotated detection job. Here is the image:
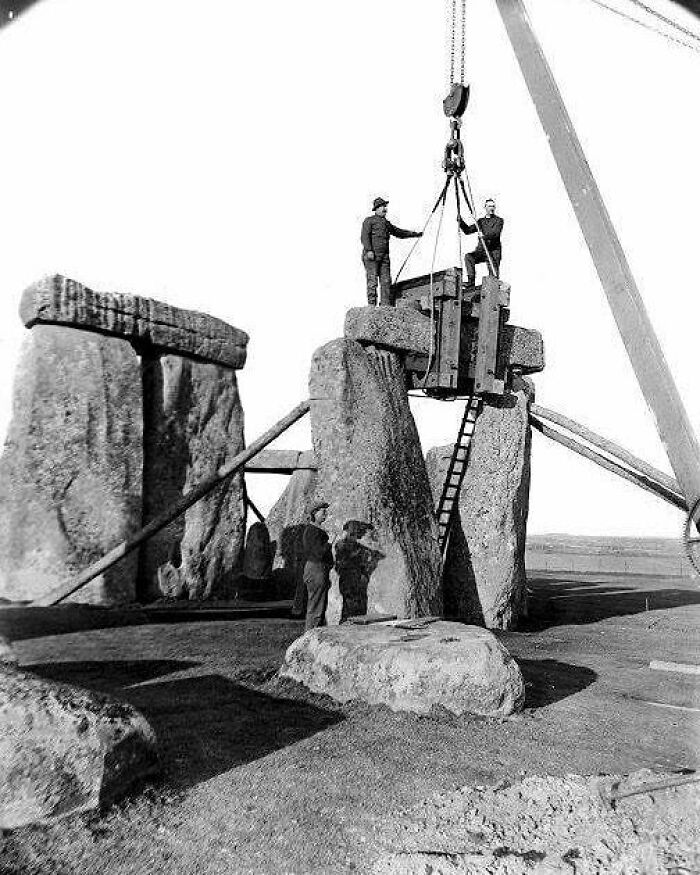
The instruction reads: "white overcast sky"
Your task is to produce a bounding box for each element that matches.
[0,0,698,538]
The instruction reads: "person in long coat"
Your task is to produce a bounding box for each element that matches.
[361,197,422,306]
[302,502,333,631]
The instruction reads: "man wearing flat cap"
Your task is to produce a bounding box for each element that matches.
[302,501,333,631]
[361,197,422,307]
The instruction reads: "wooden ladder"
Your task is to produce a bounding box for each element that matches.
[436,395,482,556]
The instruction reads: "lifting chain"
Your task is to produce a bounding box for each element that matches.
[444,0,469,119]
[448,0,467,85]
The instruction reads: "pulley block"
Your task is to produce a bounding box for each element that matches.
[443,82,470,118]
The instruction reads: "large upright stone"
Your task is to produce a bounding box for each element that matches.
[266,468,319,600]
[21,274,249,369]
[139,354,246,601]
[310,338,442,621]
[0,326,142,604]
[426,377,533,630]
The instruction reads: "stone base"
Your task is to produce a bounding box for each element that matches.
[279,621,524,717]
[0,667,159,829]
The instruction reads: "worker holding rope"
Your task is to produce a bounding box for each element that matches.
[361,197,422,307]
[459,197,504,286]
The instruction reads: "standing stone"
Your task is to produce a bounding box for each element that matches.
[242,522,273,580]
[310,339,442,622]
[139,354,246,601]
[0,326,142,605]
[426,377,533,630]
[266,468,319,603]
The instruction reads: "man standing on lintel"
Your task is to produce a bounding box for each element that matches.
[459,197,504,287]
[361,197,422,307]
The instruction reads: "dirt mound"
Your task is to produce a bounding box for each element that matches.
[372,771,700,874]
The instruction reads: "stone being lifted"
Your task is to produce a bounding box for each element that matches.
[271,267,543,634]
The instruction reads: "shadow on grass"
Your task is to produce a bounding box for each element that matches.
[522,577,700,631]
[518,658,597,708]
[122,673,343,789]
[26,658,199,693]
[27,659,343,790]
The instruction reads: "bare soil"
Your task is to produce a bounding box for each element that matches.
[1,571,699,874]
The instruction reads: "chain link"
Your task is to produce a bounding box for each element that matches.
[460,0,466,84]
[449,0,457,85]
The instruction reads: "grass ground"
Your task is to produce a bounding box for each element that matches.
[1,571,699,874]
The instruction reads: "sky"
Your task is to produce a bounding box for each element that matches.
[0,0,698,538]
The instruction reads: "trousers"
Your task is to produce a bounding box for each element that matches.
[303,560,330,631]
[363,253,393,306]
[465,248,501,285]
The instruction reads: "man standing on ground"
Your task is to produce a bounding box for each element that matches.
[361,197,422,307]
[459,197,504,287]
[302,502,333,631]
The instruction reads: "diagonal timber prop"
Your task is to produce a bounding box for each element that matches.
[530,414,687,510]
[495,0,700,511]
[32,400,311,607]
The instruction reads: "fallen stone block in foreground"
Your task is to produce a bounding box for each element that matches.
[0,667,159,829]
[279,621,524,717]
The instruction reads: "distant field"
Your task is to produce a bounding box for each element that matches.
[526,534,694,577]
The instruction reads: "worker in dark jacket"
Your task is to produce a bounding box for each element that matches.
[361,197,422,307]
[302,502,333,631]
[459,198,504,286]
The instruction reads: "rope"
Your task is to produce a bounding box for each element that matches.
[422,183,450,389]
[584,0,700,52]
[454,174,463,268]
[622,0,700,45]
[393,177,451,285]
[458,171,497,277]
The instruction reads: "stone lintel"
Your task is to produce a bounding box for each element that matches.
[344,305,544,375]
[344,306,431,356]
[244,449,317,474]
[20,275,249,370]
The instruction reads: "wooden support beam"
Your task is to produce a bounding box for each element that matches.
[530,414,687,510]
[495,0,700,510]
[531,404,681,496]
[32,400,311,607]
[246,495,266,524]
[244,449,317,474]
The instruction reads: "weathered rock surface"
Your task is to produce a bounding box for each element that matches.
[242,522,273,581]
[279,621,524,716]
[0,326,143,605]
[501,325,545,376]
[345,306,432,355]
[345,305,544,374]
[21,274,249,369]
[139,354,246,601]
[426,377,533,630]
[266,468,319,604]
[0,666,159,829]
[310,338,442,622]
